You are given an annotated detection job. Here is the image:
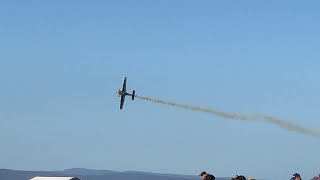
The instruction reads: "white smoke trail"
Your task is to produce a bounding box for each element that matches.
[135,95,320,138]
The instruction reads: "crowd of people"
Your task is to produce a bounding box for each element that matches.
[198,171,320,180]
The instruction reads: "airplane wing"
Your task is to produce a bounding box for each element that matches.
[120,95,125,110]
[122,77,127,92]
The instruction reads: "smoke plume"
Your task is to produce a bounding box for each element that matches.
[136,95,320,138]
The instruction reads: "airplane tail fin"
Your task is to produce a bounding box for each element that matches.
[132,90,135,100]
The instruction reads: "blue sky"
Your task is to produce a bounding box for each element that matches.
[1,1,320,179]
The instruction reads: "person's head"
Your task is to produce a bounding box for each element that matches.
[292,173,301,180]
[231,175,246,180]
[199,171,207,180]
[312,177,320,180]
[235,175,246,180]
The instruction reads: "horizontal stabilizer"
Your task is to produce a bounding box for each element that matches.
[132,90,135,100]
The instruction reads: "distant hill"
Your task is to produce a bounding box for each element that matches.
[0,168,231,180]
[54,168,116,176]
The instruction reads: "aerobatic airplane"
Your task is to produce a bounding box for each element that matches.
[117,77,135,110]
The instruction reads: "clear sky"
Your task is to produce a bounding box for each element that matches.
[1,1,320,179]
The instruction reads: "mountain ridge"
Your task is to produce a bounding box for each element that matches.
[0,168,231,180]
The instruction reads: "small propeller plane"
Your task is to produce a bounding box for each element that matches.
[117,77,135,110]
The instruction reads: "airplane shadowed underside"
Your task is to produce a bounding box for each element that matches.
[117,77,135,110]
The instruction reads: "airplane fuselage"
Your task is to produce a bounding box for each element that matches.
[118,89,132,97]
[118,89,126,96]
